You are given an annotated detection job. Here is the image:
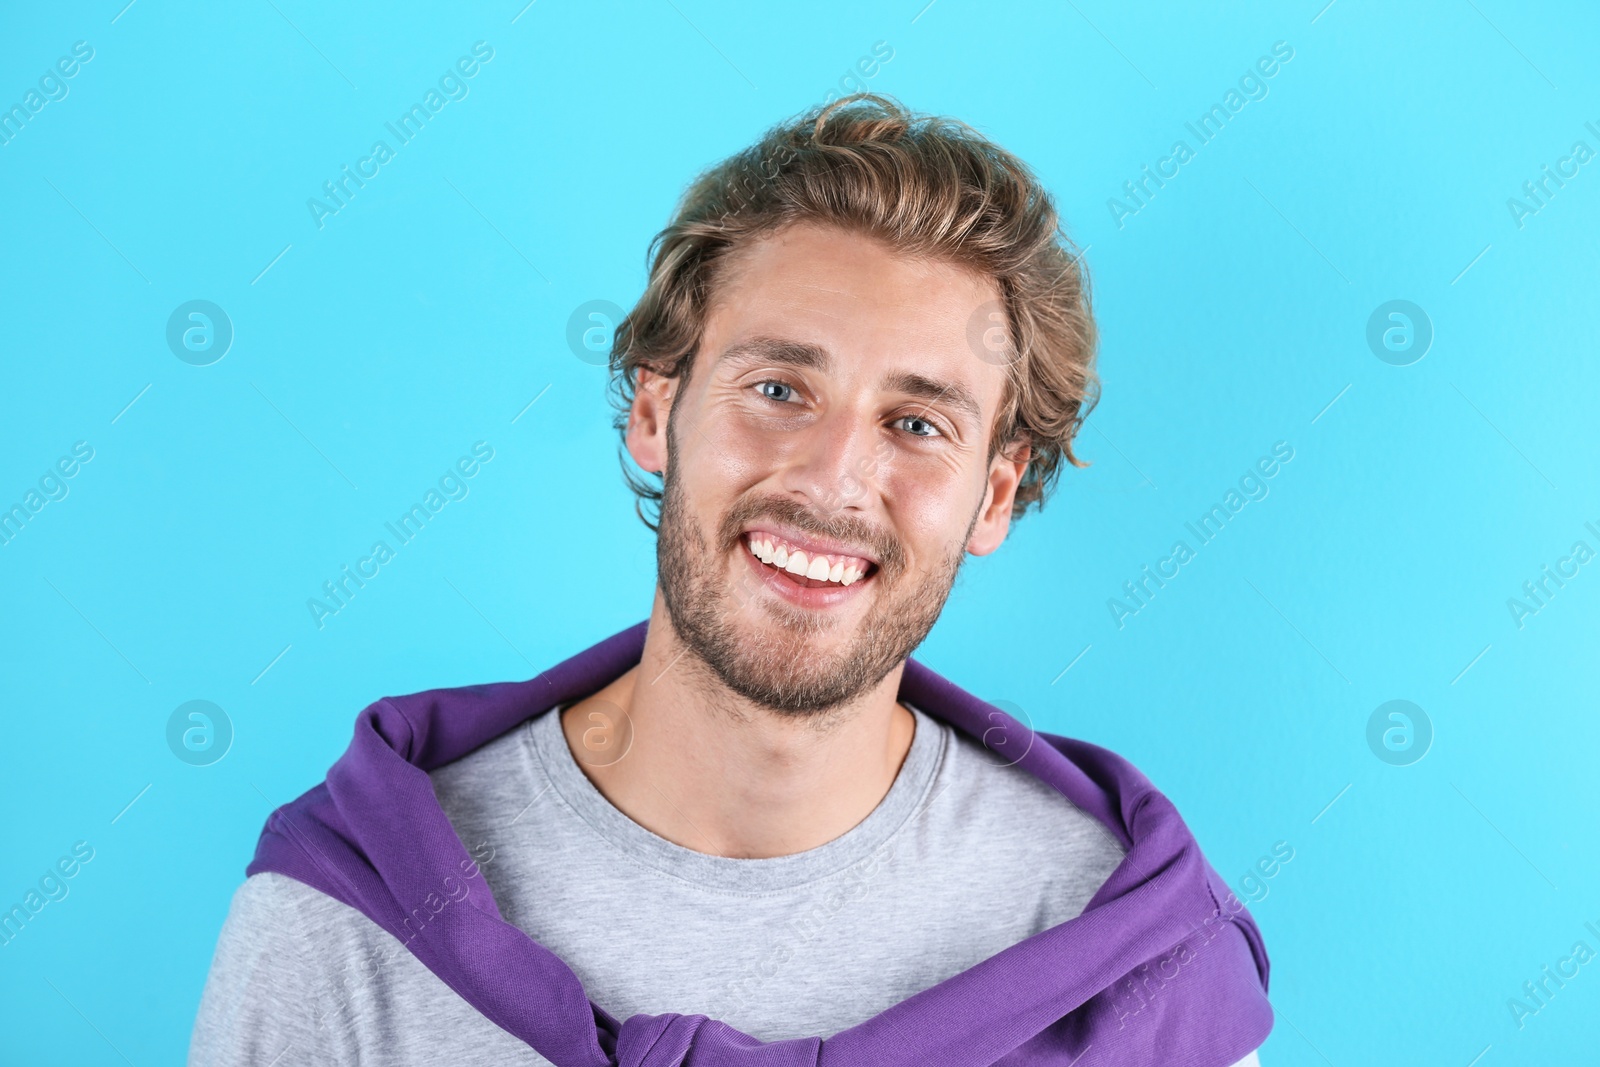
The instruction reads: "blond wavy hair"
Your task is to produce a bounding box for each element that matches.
[606,92,1099,532]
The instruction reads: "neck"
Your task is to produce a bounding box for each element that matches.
[559,592,916,859]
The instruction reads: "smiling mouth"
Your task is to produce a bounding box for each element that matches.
[742,531,879,589]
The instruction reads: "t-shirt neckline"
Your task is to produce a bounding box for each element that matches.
[525,699,944,893]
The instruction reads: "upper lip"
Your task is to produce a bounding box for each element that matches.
[741,523,880,568]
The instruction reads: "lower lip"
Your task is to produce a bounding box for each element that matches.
[737,539,875,610]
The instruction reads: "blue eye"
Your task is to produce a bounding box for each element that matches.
[757,380,795,403]
[896,415,943,438]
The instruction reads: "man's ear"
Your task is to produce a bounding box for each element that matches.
[625,367,676,475]
[967,437,1031,557]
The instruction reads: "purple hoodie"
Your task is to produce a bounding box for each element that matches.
[248,619,1272,1066]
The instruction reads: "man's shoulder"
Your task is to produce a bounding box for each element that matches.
[228,869,338,917]
[425,708,552,834]
[425,707,540,786]
[930,710,1126,838]
[195,876,539,1065]
[911,707,1128,890]
[222,870,388,948]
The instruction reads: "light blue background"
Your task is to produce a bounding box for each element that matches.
[3,1,1597,1063]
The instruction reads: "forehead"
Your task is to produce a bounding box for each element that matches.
[696,221,1007,404]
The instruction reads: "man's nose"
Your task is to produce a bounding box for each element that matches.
[778,412,881,515]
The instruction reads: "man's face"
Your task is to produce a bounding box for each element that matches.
[628,221,1030,715]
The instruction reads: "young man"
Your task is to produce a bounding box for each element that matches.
[190,95,1271,1066]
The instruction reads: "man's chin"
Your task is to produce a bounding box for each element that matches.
[701,624,875,714]
[741,593,854,636]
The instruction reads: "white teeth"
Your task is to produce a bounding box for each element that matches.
[746,534,871,588]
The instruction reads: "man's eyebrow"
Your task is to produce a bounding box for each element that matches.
[718,336,983,427]
[878,370,982,426]
[717,337,831,372]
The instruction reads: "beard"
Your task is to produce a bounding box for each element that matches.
[654,416,980,716]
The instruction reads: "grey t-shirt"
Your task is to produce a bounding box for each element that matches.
[188,701,1260,1065]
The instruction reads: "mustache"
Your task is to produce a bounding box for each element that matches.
[719,495,904,576]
